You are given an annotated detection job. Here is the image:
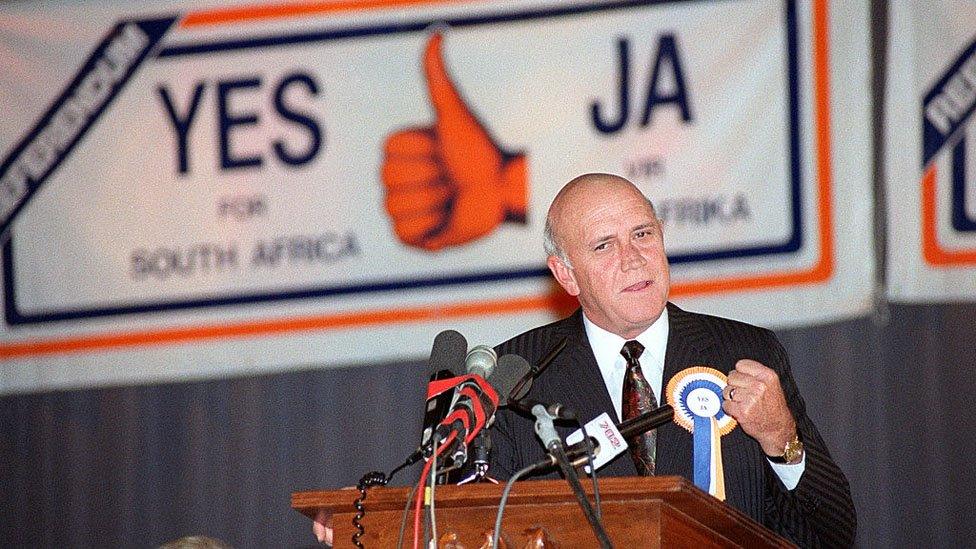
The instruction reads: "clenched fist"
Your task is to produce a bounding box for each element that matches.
[722,359,798,456]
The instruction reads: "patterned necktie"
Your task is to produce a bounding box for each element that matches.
[621,340,658,475]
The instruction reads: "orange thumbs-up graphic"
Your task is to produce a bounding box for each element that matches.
[382,32,527,251]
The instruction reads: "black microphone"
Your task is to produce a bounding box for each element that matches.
[617,405,674,440]
[420,369,458,459]
[501,354,578,420]
[508,338,567,401]
[418,330,468,453]
[430,329,468,377]
[493,354,532,403]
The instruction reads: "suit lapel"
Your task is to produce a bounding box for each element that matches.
[661,303,715,387]
[546,311,618,423]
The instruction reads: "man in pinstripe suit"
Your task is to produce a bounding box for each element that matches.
[489,173,856,547]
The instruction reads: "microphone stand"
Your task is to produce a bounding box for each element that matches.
[456,429,494,485]
[531,405,613,549]
[508,338,567,401]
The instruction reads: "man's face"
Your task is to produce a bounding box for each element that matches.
[548,181,670,339]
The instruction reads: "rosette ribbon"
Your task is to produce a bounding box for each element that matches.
[666,367,738,500]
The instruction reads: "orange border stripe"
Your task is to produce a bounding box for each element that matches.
[181,0,467,27]
[921,164,976,265]
[0,292,577,360]
[1,0,836,359]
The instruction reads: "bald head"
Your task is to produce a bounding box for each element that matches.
[543,173,655,264]
[542,173,670,338]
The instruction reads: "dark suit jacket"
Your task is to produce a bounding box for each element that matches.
[490,303,856,547]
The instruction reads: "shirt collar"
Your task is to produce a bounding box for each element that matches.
[582,307,669,362]
[582,308,670,420]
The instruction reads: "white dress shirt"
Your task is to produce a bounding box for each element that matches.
[581,309,805,490]
[583,308,669,421]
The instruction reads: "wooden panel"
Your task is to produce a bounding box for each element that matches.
[293,476,796,548]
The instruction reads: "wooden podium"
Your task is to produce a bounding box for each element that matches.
[292,476,795,548]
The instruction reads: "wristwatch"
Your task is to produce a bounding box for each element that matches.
[767,432,804,464]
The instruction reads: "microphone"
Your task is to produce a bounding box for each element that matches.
[435,374,499,465]
[440,343,499,455]
[420,370,459,459]
[432,348,532,470]
[527,405,675,476]
[418,330,468,454]
[525,438,603,475]
[507,398,577,421]
[429,329,469,377]
[456,352,532,482]
[441,350,527,439]
[508,338,566,401]
[464,345,497,379]
[493,354,533,402]
[617,405,674,440]
[500,354,578,421]
[531,406,613,547]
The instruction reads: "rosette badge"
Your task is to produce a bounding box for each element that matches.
[666,366,738,501]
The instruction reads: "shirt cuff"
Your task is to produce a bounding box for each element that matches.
[768,452,806,490]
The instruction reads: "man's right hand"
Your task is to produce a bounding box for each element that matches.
[312,508,333,546]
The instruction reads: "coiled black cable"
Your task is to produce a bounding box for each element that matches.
[352,471,389,548]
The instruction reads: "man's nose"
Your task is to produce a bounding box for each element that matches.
[621,241,647,270]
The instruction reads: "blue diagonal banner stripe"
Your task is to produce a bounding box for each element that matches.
[0,16,178,238]
[922,38,976,167]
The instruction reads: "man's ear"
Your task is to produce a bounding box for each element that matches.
[547,255,580,296]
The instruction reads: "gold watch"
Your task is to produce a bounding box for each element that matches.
[767,433,803,464]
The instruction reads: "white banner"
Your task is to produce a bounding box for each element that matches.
[0,0,874,394]
[886,0,976,301]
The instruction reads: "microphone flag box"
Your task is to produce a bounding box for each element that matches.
[565,412,628,473]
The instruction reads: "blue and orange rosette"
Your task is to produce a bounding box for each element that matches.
[666,366,737,500]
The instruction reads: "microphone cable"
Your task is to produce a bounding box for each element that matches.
[490,418,606,549]
[395,481,420,549]
[428,430,440,548]
[412,429,457,549]
[352,443,427,549]
[572,415,603,520]
[491,461,539,549]
[351,471,388,549]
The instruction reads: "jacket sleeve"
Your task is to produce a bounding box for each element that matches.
[760,329,857,548]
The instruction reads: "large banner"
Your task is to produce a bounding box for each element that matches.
[886,0,976,301]
[0,0,874,394]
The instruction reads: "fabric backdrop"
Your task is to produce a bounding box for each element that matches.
[3,1,975,547]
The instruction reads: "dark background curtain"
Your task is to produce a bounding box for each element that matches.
[3,303,976,547]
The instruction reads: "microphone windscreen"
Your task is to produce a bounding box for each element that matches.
[465,345,497,379]
[428,330,468,376]
[494,354,533,399]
